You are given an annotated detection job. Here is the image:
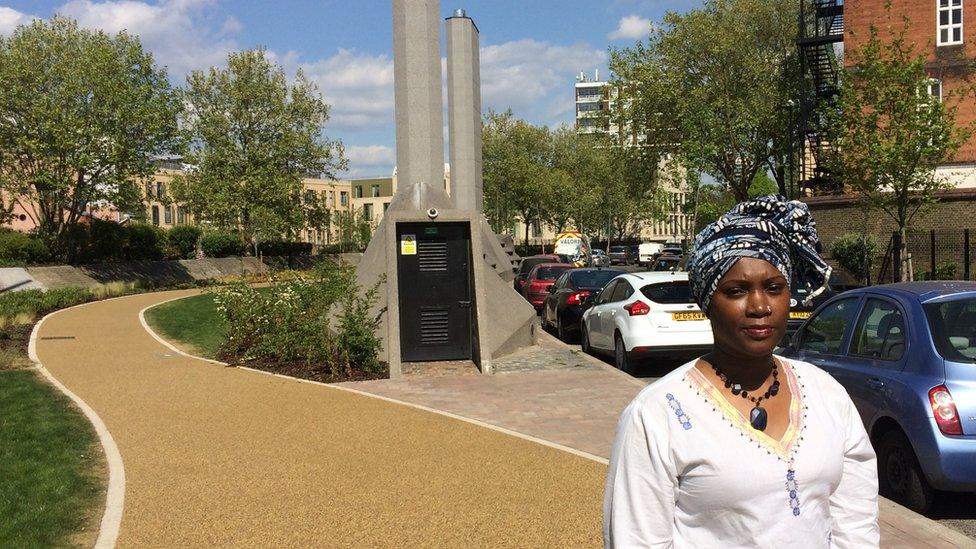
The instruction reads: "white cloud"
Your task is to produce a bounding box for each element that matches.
[609,15,653,40]
[294,49,395,133]
[0,6,36,35]
[56,0,238,77]
[480,39,606,124]
[345,145,394,167]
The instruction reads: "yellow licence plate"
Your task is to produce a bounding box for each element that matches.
[790,311,812,320]
[672,312,706,321]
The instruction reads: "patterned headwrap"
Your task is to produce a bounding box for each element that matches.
[686,194,832,313]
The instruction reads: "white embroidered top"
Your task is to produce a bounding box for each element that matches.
[603,356,879,548]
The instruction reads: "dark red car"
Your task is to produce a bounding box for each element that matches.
[514,254,562,294]
[523,263,574,309]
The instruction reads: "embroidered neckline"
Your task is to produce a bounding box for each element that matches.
[685,357,805,462]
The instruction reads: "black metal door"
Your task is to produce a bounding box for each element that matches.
[397,222,472,362]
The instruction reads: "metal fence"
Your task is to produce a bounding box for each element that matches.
[877,229,975,283]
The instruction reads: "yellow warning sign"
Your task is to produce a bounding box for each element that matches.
[400,235,417,255]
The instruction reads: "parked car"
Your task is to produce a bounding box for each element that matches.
[591,249,611,268]
[638,242,664,267]
[785,270,866,341]
[662,244,683,256]
[630,245,640,264]
[608,245,633,265]
[781,282,976,513]
[523,263,575,309]
[541,267,626,342]
[649,254,683,272]
[514,254,561,294]
[581,272,713,373]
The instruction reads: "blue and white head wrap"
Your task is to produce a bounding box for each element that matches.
[686,194,831,313]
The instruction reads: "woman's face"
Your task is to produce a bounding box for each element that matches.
[707,257,790,359]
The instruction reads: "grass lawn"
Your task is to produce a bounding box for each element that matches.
[0,370,104,547]
[144,292,227,359]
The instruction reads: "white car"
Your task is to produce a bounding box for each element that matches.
[580,271,713,373]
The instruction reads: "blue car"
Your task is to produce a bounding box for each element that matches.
[781,282,976,513]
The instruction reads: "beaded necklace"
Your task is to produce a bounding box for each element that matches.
[709,361,781,431]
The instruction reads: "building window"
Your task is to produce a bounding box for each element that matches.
[156,182,166,199]
[177,207,186,225]
[151,205,160,226]
[305,190,316,205]
[340,191,349,206]
[371,185,380,197]
[363,203,373,221]
[938,0,963,46]
[145,182,153,198]
[354,186,363,198]
[327,191,335,207]
[164,206,173,225]
[928,79,943,102]
[531,220,542,238]
[383,202,390,212]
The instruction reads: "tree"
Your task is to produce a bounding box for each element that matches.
[173,49,346,254]
[482,110,551,245]
[611,0,799,201]
[0,17,181,256]
[824,18,973,280]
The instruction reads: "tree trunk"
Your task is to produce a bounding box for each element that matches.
[898,226,911,282]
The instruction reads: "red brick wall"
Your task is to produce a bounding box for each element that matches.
[845,0,976,163]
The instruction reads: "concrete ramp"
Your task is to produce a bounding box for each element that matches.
[0,267,45,292]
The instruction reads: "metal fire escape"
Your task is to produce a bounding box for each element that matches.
[797,0,844,194]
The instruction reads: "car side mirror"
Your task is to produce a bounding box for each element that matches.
[548,285,557,293]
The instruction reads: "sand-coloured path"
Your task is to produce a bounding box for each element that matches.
[35,290,605,547]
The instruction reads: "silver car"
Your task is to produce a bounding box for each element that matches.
[591,249,611,268]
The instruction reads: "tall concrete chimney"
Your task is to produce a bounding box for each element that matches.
[392,0,445,192]
[445,9,484,212]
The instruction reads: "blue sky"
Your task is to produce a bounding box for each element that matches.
[0,0,702,178]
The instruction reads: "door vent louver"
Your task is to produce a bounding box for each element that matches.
[419,308,450,344]
[418,241,448,272]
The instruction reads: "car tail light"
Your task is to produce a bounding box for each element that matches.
[567,290,591,305]
[624,300,650,316]
[929,385,963,436]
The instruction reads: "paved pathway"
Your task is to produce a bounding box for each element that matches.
[35,291,605,547]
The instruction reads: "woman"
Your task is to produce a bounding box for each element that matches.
[603,196,879,548]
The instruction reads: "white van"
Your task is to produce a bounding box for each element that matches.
[638,242,664,267]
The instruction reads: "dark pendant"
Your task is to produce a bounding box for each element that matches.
[731,384,742,395]
[750,406,768,431]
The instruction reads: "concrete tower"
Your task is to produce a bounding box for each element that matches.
[392,0,445,191]
[446,9,484,212]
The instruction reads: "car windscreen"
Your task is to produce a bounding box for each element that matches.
[641,281,694,304]
[535,266,570,280]
[652,258,680,271]
[609,246,627,253]
[519,257,552,275]
[570,270,621,289]
[924,297,976,363]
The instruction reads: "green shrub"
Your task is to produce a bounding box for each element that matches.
[0,229,51,265]
[258,240,313,257]
[124,224,166,261]
[831,233,881,283]
[213,259,383,375]
[167,226,202,259]
[919,261,958,281]
[0,287,91,320]
[201,232,245,258]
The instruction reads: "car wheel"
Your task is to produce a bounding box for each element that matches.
[581,323,592,354]
[877,430,935,513]
[540,307,550,331]
[614,333,633,375]
[557,315,568,342]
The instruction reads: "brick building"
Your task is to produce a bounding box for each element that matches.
[846,0,976,187]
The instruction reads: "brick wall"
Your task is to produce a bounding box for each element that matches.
[846,0,976,163]
[804,189,976,280]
